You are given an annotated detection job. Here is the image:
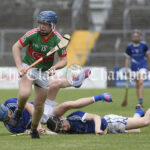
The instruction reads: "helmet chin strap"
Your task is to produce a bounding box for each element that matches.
[51,23,55,32]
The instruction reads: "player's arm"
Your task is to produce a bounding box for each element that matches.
[12,41,24,70]
[124,46,131,76]
[49,56,67,76]
[52,56,67,70]
[146,53,150,71]
[49,48,67,75]
[84,113,103,135]
[53,97,94,117]
[125,57,130,75]
[24,103,34,115]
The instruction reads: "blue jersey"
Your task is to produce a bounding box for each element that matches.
[125,41,149,71]
[3,98,32,134]
[66,111,107,134]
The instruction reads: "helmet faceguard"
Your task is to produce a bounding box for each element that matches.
[47,116,63,133]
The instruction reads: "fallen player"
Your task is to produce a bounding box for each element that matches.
[0,93,111,135]
[41,66,91,124]
[47,104,149,134]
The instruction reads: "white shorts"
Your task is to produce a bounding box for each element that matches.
[40,98,58,124]
[104,114,128,134]
[131,68,147,79]
[23,63,50,89]
[138,68,147,75]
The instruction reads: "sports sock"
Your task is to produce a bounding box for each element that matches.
[134,109,144,117]
[138,98,143,104]
[31,122,38,130]
[93,94,104,102]
[45,98,58,107]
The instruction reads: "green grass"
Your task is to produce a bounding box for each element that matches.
[0,88,150,150]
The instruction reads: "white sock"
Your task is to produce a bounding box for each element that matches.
[45,98,58,107]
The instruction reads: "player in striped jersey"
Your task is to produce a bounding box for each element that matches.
[8,11,67,138]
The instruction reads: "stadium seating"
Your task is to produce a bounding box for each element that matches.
[1,0,150,69]
[86,0,150,70]
[67,30,99,67]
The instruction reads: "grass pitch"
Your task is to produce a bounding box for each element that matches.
[0,88,150,150]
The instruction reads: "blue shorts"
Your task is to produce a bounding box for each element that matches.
[131,62,147,71]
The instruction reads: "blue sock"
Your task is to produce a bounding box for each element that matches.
[93,94,103,102]
[138,98,143,104]
[134,109,144,117]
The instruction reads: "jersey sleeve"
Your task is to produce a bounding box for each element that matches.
[144,43,150,55]
[67,111,87,122]
[4,124,26,134]
[124,45,132,58]
[19,32,31,47]
[57,48,67,57]
[19,28,39,47]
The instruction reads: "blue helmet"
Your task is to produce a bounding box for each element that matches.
[0,104,8,121]
[38,11,57,26]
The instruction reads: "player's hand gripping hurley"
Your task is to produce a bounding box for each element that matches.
[25,34,70,72]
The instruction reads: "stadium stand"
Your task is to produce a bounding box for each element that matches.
[0,0,84,66]
[1,0,150,71]
[86,0,150,70]
[67,30,99,67]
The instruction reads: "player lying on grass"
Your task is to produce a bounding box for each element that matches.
[0,93,111,135]
[47,103,150,134]
[41,66,91,124]
[0,99,56,135]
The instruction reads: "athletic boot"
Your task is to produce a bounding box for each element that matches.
[30,129,40,139]
[100,93,112,102]
[136,104,143,110]
[94,93,112,103]
[84,68,91,79]
[139,102,144,108]
[135,104,145,117]
[8,109,22,128]
[73,68,91,88]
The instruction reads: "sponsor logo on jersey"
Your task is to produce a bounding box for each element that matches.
[33,43,39,49]
[28,46,54,62]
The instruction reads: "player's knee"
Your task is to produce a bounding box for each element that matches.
[18,90,31,100]
[50,79,68,89]
[138,80,143,87]
[50,79,61,88]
